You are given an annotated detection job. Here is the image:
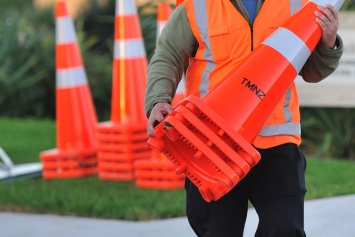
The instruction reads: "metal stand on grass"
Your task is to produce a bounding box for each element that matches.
[0,147,42,181]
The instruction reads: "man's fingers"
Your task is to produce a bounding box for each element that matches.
[315,4,339,48]
[147,117,157,136]
[325,4,338,20]
[147,102,173,137]
[316,5,338,23]
[147,112,164,136]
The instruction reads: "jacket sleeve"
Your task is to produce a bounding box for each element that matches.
[144,4,196,118]
[299,34,344,83]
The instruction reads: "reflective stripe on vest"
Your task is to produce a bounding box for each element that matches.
[193,0,302,98]
[193,0,216,97]
[189,0,303,136]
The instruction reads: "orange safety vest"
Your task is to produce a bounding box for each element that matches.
[184,0,308,149]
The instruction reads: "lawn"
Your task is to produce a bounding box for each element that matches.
[0,117,354,220]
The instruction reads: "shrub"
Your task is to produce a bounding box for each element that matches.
[301,108,355,160]
[0,0,168,121]
[0,4,55,118]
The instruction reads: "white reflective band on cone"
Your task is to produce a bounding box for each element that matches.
[262,27,311,74]
[116,0,137,15]
[114,39,146,59]
[56,67,88,88]
[310,0,345,10]
[56,17,77,44]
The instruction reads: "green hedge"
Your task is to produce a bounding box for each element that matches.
[300,108,355,160]
[0,0,161,121]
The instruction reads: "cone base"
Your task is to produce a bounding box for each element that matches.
[96,121,152,182]
[40,148,98,179]
[42,167,97,179]
[98,150,151,162]
[98,171,134,181]
[134,158,185,190]
[98,161,133,172]
[135,180,184,190]
[97,121,147,134]
[148,95,261,202]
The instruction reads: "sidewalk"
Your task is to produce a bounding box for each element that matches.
[1,194,355,237]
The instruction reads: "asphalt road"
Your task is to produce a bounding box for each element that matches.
[1,194,355,237]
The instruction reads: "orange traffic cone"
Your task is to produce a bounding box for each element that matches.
[40,1,98,179]
[176,0,184,7]
[96,0,150,181]
[156,2,172,44]
[134,2,185,190]
[148,0,345,201]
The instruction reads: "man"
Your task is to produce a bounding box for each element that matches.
[144,0,343,236]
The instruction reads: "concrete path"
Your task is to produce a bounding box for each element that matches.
[1,194,355,237]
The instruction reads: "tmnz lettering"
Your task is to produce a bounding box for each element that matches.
[241,78,266,100]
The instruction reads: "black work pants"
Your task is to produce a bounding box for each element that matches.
[185,143,307,237]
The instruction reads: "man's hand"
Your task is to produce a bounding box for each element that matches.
[147,102,172,137]
[315,4,339,49]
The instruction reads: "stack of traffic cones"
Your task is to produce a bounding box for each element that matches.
[96,0,150,181]
[134,150,185,190]
[40,1,98,179]
[134,2,185,190]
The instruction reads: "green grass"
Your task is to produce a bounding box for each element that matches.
[0,117,185,220]
[0,177,185,220]
[0,117,355,220]
[0,117,56,164]
[306,158,355,199]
